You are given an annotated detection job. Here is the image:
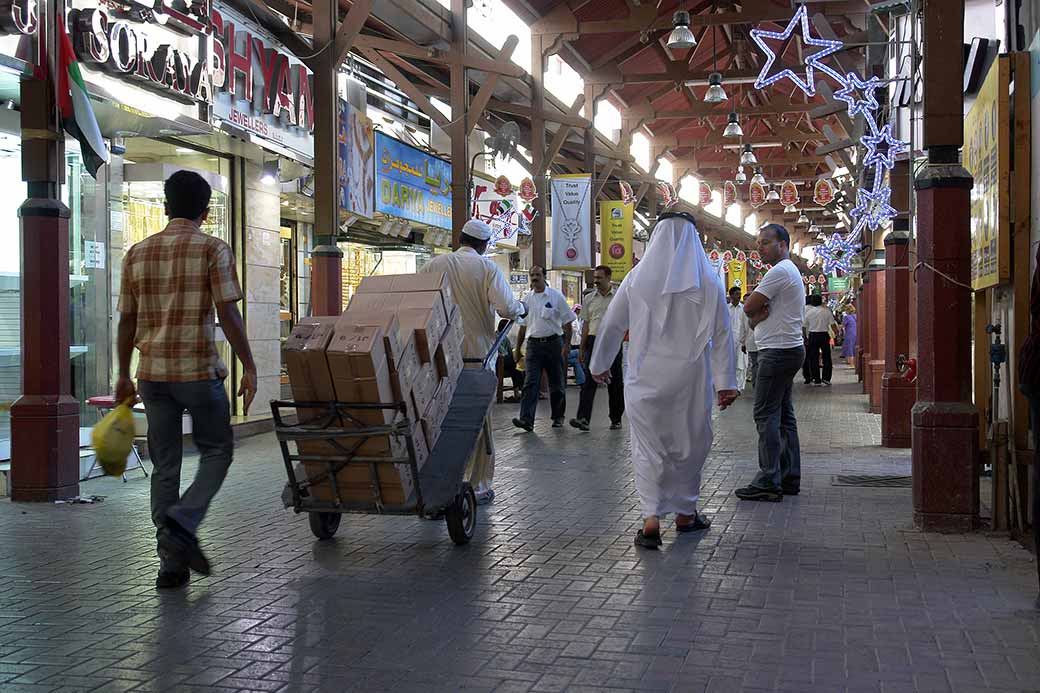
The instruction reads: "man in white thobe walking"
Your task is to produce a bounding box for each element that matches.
[589,213,739,548]
[727,286,748,391]
[421,219,526,504]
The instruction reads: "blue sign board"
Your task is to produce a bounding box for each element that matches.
[374,132,452,229]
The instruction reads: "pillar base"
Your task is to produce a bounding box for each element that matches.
[912,401,979,532]
[867,360,884,414]
[881,374,915,448]
[10,394,80,502]
[860,352,870,392]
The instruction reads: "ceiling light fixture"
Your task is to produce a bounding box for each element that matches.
[797,212,809,224]
[723,112,743,138]
[703,27,727,104]
[740,144,757,165]
[260,159,279,186]
[735,166,747,184]
[751,167,766,185]
[767,186,781,202]
[666,10,697,50]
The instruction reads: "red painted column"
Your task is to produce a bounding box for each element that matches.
[311,245,343,315]
[868,270,886,414]
[882,232,914,447]
[10,5,80,501]
[861,275,873,394]
[912,162,978,531]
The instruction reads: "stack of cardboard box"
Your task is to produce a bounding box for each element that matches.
[283,272,466,507]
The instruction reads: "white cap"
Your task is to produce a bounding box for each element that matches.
[461,219,492,241]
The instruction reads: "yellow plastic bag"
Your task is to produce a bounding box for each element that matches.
[91,401,135,476]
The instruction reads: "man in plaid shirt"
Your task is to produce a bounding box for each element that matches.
[116,170,257,589]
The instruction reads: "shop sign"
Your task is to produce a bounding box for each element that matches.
[723,181,736,208]
[748,181,766,208]
[780,180,799,206]
[338,99,374,219]
[698,181,712,206]
[964,55,1010,290]
[83,240,105,269]
[828,276,848,293]
[600,200,633,280]
[813,178,834,206]
[375,131,452,230]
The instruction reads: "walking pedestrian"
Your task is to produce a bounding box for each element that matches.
[421,219,527,504]
[734,224,806,502]
[746,313,759,388]
[727,286,748,391]
[115,170,257,589]
[804,294,837,386]
[1014,239,1040,609]
[567,305,586,386]
[841,305,858,367]
[588,213,739,548]
[570,265,625,432]
[801,293,813,385]
[512,266,576,431]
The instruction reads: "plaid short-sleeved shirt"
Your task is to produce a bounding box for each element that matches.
[118,219,243,382]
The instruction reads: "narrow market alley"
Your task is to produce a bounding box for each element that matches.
[0,367,1037,692]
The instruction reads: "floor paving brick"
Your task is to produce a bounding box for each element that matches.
[0,366,1038,692]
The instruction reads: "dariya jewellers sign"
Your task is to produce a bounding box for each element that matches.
[0,1,314,133]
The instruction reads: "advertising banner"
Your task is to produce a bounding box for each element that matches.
[600,200,634,280]
[338,100,374,219]
[780,180,799,207]
[471,174,536,249]
[550,174,593,269]
[964,55,1010,290]
[723,181,737,208]
[813,178,834,206]
[749,181,766,208]
[375,132,452,229]
[727,260,747,296]
[699,181,713,206]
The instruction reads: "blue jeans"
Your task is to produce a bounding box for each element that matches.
[567,348,586,385]
[519,335,566,423]
[751,347,804,491]
[138,379,233,538]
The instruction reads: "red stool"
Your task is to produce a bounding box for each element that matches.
[84,395,148,482]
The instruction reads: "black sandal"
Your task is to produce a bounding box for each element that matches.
[675,511,711,532]
[634,529,663,549]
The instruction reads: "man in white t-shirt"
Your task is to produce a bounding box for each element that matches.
[735,224,806,502]
[803,293,838,386]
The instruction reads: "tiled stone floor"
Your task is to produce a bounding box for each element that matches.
[0,364,1037,692]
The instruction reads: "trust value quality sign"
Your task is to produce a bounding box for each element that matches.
[600,200,633,280]
[375,131,452,230]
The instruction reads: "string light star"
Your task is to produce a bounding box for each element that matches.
[834,72,881,118]
[815,232,861,275]
[851,183,898,231]
[861,122,907,171]
[749,5,844,97]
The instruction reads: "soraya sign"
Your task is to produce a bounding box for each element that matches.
[0,1,314,131]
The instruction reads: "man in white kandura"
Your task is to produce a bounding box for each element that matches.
[589,213,740,548]
[727,285,748,392]
[421,219,526,504]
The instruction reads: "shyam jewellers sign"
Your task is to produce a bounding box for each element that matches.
[0,0,314,157]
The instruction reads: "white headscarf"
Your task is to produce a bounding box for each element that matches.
[624,214,725,372]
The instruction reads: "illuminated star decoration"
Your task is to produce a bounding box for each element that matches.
[815,232,862,275]
[850,180,898,232]
[749,5,844,97]
[834,71,881,118]
[861,122,906,171]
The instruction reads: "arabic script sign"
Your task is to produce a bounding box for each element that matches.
[375,132,452,229]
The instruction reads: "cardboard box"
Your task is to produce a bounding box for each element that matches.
[398,308,445,363]
[410,363,438,418]
[443,305,464,352]
[421,376,456,451]
[357,271,455,319]
[326,324,386,379]
[283,318,339,458]
[337,309,404,364]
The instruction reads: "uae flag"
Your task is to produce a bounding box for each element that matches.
[56,17,108,177]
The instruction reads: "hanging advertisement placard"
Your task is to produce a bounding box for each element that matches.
[813,178,834,206]
[727,260,747,296]
[550,174,593,269]
[374,132,452,229]
[600,200,634,280]
[472,172,535,249]
[619,179,635,204]
[828,276,849,293]
[964,55,1010,290]
[707,249,723,277]
[657,181,678,208]
[723,181,737,208]
[749,181,766,208]
[780,180,799,207]
[698,181,713,206]
[338,100,374,219]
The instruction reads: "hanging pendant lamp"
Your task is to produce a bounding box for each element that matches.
[740,144,757,165]
[723,112,743,138]
[667,10,696,49]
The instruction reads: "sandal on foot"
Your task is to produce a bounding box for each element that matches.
[634,529,662,549]
[675,512,711,532]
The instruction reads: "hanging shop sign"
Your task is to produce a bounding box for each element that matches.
[727,260,746,295]
[749,181,766,208]
[600,200,634,280]
[780,180,799,207]
[698,181,712,206]
[723,181,737,208]
[550,173,592,269]
[618,179,635,205]
[338,99,374,219]
[827,276,849,293]
[657,181,678,209]
[964,55,1011,290]
[813,178,834,206]
[472,172,535,249]
[375,131,452,229]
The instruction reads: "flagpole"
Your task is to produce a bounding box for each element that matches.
[10,0,80,502]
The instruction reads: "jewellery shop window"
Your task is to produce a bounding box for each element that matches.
[113,140,233,397]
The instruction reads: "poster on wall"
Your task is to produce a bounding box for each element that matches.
[338,100,374,219]
[600,200,634,280]
[963,56,1010,290]
[550,174,593,269]
[374,132,452,229]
